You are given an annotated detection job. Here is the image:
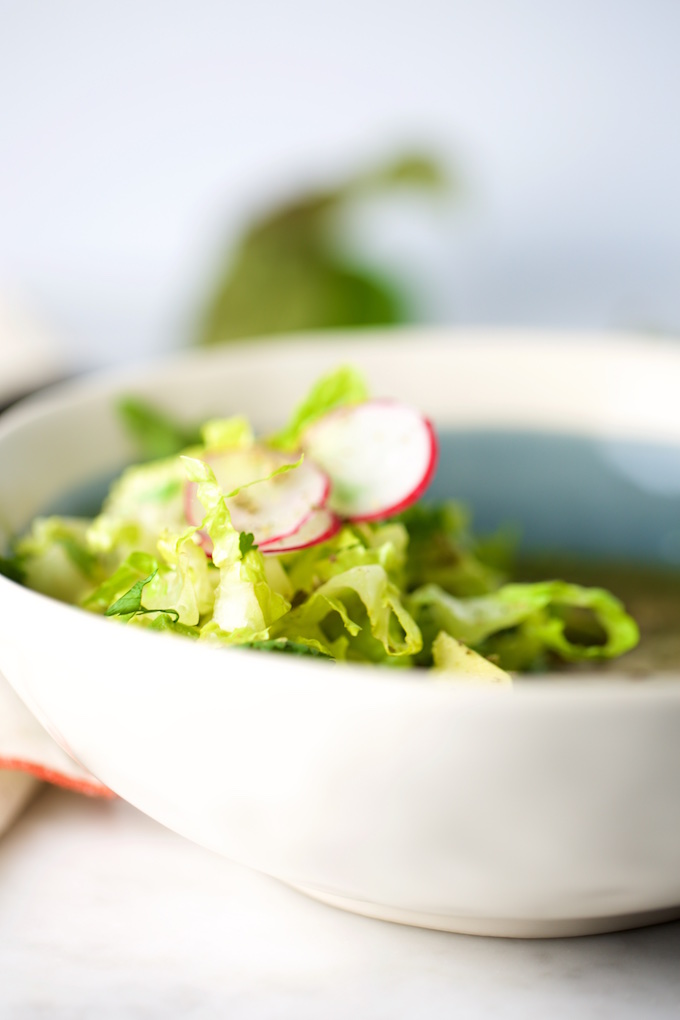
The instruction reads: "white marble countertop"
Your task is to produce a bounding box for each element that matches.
[1,788,679,1019]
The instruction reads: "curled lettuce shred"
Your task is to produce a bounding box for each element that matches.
[272,563,422,662]
[409,580,640,672]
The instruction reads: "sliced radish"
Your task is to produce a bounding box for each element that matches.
[301,399,438,521]
[260,508,342,554]
[185,445,330,548]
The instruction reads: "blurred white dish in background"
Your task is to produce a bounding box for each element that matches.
[0,293,60,404]
[0,329,679,937]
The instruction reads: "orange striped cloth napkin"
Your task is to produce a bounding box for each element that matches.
[0,674,113,835]
[0,294,113,835]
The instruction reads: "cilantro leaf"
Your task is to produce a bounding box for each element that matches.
[239,532,257,556]
[244,638,334,658]
[105,569,179,623]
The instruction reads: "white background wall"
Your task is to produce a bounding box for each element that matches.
[1,0,679,368]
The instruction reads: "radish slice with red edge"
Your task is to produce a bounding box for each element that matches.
[185,445,330,549]
[301,399,438,521]
[260,508,342,554]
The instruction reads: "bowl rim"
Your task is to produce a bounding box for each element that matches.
[3,322,680,437]
[1,324,680,704]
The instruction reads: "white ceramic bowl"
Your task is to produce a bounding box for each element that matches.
[1,329,680,938]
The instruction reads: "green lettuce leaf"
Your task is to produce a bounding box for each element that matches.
[431,631,512,686]
[269,365,368,450]
[85,527,218,628]
[397,502,511,597]
[144,527,218,626]
[16,517,105,603]
[88,457,188,559]
[182,456,290,635]
[409,580,640,671]
[200,415,254,450]
[83,551,159,613]
[282,520,408,596]
[273,563,421,662]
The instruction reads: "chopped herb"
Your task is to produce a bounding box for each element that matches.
[239,532,257,556]
[105,570,179,623]
[244,638,334,658]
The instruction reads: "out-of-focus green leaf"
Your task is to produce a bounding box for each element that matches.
[196,152,448,346]
[0,554,24,584]
[117,396,202,460]
[270,365,368,450]
[16,517,106,604]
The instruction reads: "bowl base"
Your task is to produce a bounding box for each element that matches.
[290,884,680,938]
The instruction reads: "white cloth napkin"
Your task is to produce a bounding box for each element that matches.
[0,293,111,834]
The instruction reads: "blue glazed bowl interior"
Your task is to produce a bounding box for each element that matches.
[429,430,680,568]
[46,428,680,569]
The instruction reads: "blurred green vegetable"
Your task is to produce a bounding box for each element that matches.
[197,152,448,346]
[117,396,201,460]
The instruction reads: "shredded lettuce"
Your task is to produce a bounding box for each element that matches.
[83,551,159,613]
[201,415,254,451]
[283,520,408,595]
[87,457,188,558]
[272,563,421,662]
[15,517,105,603]
[8,370,642,680]
[397,502,510,597]
[181,456,290,635]
[408,580,640,672]
[431,631,512,686]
